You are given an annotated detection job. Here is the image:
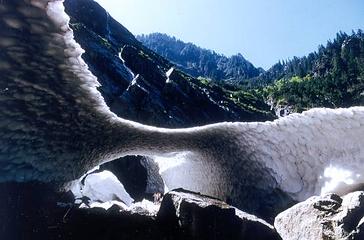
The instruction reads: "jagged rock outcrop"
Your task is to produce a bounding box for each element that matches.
[158,189,281,240]
[275,192,364,240]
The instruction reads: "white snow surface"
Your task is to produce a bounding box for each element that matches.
[79,198,160,216]
[0,0,364,208]
[118,51,135,80]
[71,171,159,215]
[71,170,134,206]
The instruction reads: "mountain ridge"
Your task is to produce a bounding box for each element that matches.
[138,31,364,114]
[137,33,263,84]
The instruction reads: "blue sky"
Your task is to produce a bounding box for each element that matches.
[95,0,364,70]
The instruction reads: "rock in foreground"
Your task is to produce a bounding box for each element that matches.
[0,183,280,240]
[158,189,281,240]
[274,192,364,240]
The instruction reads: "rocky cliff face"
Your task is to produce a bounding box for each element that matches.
[64,0,275,128]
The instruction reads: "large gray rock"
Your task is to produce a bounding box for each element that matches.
[158,189,281,240]
[274,192,364,240]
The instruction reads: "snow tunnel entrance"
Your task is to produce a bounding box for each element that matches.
[69,155,167,214]
[68,151,218,215]
[97,155,165,202]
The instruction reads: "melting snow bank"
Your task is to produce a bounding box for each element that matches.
[70,170,160,216]
[320,166,364,196]
[81,199,161,217]
[71,170,134,206]
[118,50,135,80]
[152,151,229,198]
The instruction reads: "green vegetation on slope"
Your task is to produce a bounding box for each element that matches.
[246,30,364,112]
[194,77,274,117]
[139,30,364,114]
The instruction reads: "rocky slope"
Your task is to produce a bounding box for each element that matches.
[63,0,274,128]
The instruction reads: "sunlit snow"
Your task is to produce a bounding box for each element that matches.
[320,166,361,195]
